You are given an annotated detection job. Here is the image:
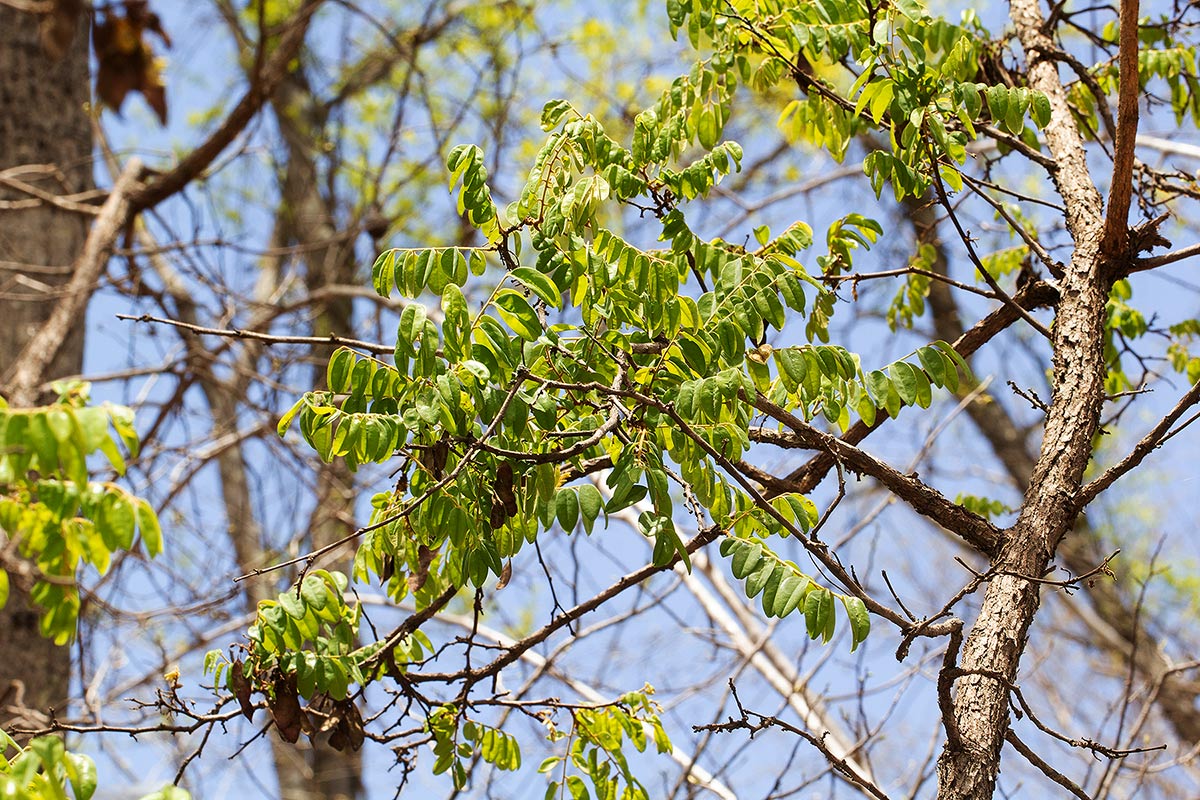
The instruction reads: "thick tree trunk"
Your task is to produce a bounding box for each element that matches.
[934,0,1113,795]
[913,196,1200,747]
[0,6,93,734]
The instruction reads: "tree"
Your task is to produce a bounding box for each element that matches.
[0,2,94,737]
[5,0,1200,798]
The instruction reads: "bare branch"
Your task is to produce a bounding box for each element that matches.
[4,159,144,405]
[1077,377,1200,508]
[748,394,1003,555]
[115,312,393,355]
[1099,0,1142,259]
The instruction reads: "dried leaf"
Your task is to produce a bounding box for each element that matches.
[378,554,395,584]
[93,1,170,126]
[328,700,365,752]
[406,544,436,592]
[270,675,305,743]
[496,559,512,590]
[231,660,255,721]
[494,461,517,519]
[306,693,338,733]
[488,499,507,530]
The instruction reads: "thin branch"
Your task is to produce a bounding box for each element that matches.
[929,149,1053,340]
[3,159,144,405]
[1100,0,1141,258]
[115,313,393,355]
[127,1,323,211]
[1076,376,1200,508]
[694,681,892,800]
[1131,241,1200,272]
[1004,730,1091,800]
[400,525,725,684]
[748,394,1002,555]
[770,279,1059,498]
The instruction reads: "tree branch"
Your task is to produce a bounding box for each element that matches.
[771,279,1059,497]
[115,313,393,355]
[4,159,144,405]
[747,395,1002,555]
[1076,377,1200,509]
[1100,0,1141,260]
[127,2,322,211]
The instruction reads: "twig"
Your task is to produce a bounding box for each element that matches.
[693,680,892,800]
[1077,377,1200,508]
[116,312,393,355]
[128,2,323,211]
[3,159,144,405]
[1005,729,1092,800]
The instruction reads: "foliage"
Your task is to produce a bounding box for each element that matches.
[538,690,671,800]
[0,731,97,800]
[266,0,1005,785]
[0,730,188,800]
[12,0,1200,794]
[0,382,161,643]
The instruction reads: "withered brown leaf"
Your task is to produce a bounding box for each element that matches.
[494,461,518,517]
[269,675,304,744]
[329,700,365,752]
[230,660,255,722]
[93,1,170,126]
[406,544,437,592]
[496,559,513,590]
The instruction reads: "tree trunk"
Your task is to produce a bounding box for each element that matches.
[0,6,93,735]
[912,196,1200,747]
[934,0,1113,794]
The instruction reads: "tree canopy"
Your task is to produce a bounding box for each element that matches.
[4,0,1200,798]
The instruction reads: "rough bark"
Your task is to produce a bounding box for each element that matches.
[934,0,1114,796]
[913,196,1200,747]
[0,5,93,736]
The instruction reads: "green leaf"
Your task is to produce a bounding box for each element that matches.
[728,539,762,578]
[931,340,973,384]
[372,249,396,297]
[137,786,192,800]
[843,595,871,651]
[510,267,562,309]
[541,99,574,130]
[493,290,543,340]
[98,492,136,550]
[327,348,355,393]
[888,361,919,405]
[0,569,8,610]
[772,574,811,618]
[277,398,305,436]
[804,587,836,642]
[555,488,580,532]
[300,574,329,611]
[577,483,603,534]
[136,498,163,558]
[775,347,808,388]
[916,345,947,387]
[744,562,773,598]
[64,752,98,800]
[399,303,428,347]
[985,84,1009,125]
[1030,91,1052,128]
[279,588,306,620]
